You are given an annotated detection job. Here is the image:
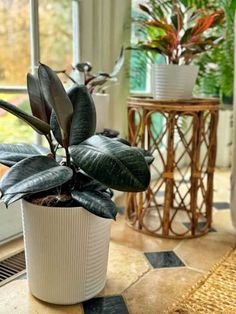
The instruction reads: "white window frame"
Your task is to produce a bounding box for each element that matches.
[0,0,81,144]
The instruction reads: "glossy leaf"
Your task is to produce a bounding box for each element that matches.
[109,47,125,78]
[112,137,131,146]
[38,64,73,146]
[71,190,117,219]
[74,171,108,191]
[50,111,63,145]
[50,85,96,146]
[0,160,15,167]
[68,85,96,145]
[0,156,73,198]
[27,73,51,123]
[136,148,154,166]
[2,192,27,208]
[0,143,50,167]
[0,100,51,135]
[69,135,150,192]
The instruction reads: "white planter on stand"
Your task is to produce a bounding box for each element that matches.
[92,93,110,133]
[21,200,112,305]
[151,64,199,100]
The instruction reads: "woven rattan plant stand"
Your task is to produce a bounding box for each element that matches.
[126,97,219,239]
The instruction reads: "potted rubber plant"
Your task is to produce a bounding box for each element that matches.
[132,0,224,99]
[58,48,124,133]
[0,64,152,305]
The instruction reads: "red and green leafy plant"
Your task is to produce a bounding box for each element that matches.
[132,0,225,64]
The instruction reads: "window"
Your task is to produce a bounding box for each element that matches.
[0,0,80,244]
[0,0,79,144]
[130,0,149,93]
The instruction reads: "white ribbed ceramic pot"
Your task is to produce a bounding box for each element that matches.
[151,64,199,100]
[92,93,110,133]
[21,200,112,305]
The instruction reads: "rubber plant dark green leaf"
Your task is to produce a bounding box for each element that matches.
[0,160,15,167]
[0,62,152,220]
[38,63,73,147]
[27,73,51,123]
[50,85,96,146]
[69,85,96,145]
[2,193,27,208]
[112,137,131,146]
[0,144,50,167]
[74,171,114,198]
[136,148,155,166]
[71,190,117,219]
[69,135,150,192]
[111,139,154,165]
[0,100,51,135]
[0,156,73,201]
[50,110,63,146]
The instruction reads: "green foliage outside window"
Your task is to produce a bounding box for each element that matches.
[0,95,34,144]
[193,0,234,103]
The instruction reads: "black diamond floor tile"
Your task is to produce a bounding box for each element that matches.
[144,251,185,269]
[83,295,129,314]
[183,222,216,232]
[213,202,230,210]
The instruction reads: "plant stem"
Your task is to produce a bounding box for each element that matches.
[65,147,71,167]
[45,134,56,159]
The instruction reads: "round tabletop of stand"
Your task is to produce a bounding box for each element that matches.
[126,96,220,239]
[128,97,220,111]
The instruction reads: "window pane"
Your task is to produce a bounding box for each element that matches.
[130,0,148,92]
[0,94,34,144]
[0,1,30,85]
[39,0,72,71]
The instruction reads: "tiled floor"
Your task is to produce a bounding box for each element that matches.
[0,169,235,314]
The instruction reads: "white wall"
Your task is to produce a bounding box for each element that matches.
[230,11,236,228]
[79,0,131,137]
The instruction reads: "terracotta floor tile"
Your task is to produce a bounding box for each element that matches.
[212,210,236,235]
[124,268,202,314]
[100,242,151,296]
[111,215,181,252]
[175,232,235,272]
[0,280,83,314]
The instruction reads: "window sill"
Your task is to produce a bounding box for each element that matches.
[0,237,24,261]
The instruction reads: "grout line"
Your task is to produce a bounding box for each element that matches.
[186,266,206,274]
[122,267,152,295]
[174,240,184,251]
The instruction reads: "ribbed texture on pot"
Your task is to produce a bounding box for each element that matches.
[21,200,111,305]
[151,64,199,100]
[92,93,110,133]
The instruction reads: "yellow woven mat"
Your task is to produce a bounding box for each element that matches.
[165,247,236,314]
